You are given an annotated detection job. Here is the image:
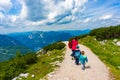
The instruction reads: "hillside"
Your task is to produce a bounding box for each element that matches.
[78,36,120,79]
[0,42,66,80]
[0,34,32,62]
[0,41,111,80]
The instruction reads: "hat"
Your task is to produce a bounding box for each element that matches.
[76,45,79,49]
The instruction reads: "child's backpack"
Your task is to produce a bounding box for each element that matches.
[75,50,81,58]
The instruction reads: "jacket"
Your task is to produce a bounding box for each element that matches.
[79,55,88,64]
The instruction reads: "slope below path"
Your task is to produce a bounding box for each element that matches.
[48,42,110,80]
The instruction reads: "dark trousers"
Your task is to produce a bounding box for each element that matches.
[75,58,79,65]
[71,50,76,57]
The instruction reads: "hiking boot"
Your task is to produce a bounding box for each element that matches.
[82,67,85,70]
[72,57,74,60]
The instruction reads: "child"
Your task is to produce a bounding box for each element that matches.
[79,51,88,70]
[74,45,81,65]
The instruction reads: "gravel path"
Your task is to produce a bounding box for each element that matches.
[48,42,110,80]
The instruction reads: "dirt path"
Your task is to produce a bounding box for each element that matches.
[48,42,110,80]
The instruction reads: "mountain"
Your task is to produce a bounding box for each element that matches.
[0,34,23,46]
[8,31,72,51]
[61,29,90,36]
[9,30,90,51]
[0,34,33,62]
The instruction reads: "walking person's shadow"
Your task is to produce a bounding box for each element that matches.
[85,65,91,69]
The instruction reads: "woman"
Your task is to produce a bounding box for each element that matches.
[71,38,78,59]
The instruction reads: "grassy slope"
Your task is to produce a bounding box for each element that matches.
[21,49,65,80]
[79,36,120,80]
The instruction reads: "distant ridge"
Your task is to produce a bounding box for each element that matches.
[8,30,90,51]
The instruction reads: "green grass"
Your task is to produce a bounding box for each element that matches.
[79,36,120,80]
[0,41,65,80]
[20,49,65,80]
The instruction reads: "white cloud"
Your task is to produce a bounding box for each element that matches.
[83,18,90,23]
[19,0,28,19]
[57,15,75,24]
[0,0,88,26]
[44,0,73,19]
[99,14,112,20]
[0,12,5,21]
[44,0,87,20]
[10,15,18,22]
[48,12,58,19]
[74,0,88,7]
[1,0,120,34]
[0,0,12,12]
[27,20,47,26]
[16,0,88,26]
[71,8,78,14]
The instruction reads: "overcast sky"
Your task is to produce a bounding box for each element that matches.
[0,0,120,34]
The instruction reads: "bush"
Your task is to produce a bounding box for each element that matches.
[23,53,37,64]
[89,25,120,40]
[0,52,37,80]
[43,41,65,52]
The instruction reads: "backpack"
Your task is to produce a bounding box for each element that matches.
[75,50,81,58]
[68,41,72,48]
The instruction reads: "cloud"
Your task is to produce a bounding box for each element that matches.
[0,0,12,12]
[57,15,76,24]
[0,0,120,34]
[9,15,18,22]
[99,14,112,20]
[19,0,28,19]
[83,18,90,23]
[16,0,88,26]
[0,12,5,21]
[48,12,58,19]
[24,0,49,21]
[44,0,74,18]
[0,0,88,27]
[24,0,88,21]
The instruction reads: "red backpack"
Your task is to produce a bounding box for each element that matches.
[68,41,72,48]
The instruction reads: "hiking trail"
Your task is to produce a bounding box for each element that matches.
[47,42,110,80]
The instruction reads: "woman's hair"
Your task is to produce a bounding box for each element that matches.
[75,37,78,41]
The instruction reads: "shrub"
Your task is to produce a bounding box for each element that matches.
[0,52,37,80]
[43,41,65,52]
[23,53,37,64]
[89,25,120,40]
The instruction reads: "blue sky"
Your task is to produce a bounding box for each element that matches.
[0,0,120,34]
